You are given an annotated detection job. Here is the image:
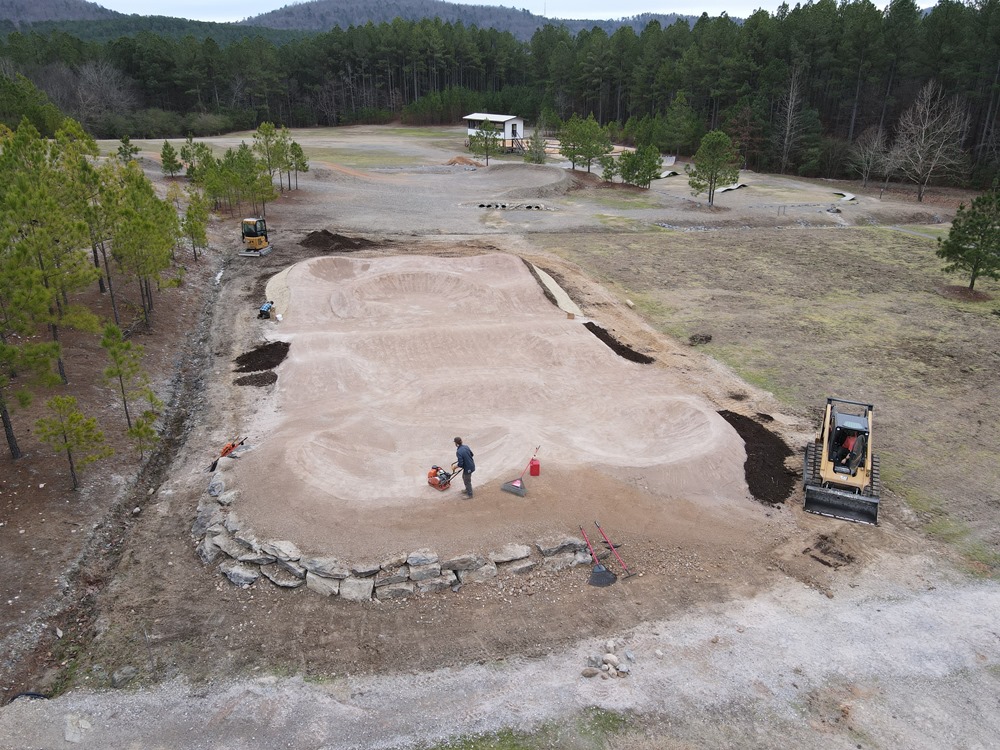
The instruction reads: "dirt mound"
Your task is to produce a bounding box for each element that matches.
[300,230,378,252]
[567,171,604,190]
[446,156,484,167]
[584,321,654,364]
[234,371,278,387]
[718,410,796,506]
[233,341,290,373]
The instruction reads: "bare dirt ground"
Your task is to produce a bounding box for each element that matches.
[1,125,998,749]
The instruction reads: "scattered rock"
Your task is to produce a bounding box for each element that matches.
[582,667,601,678]
[111,666,138,689]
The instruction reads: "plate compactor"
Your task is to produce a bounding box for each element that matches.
[803,397,881,525]
[428,463,460,491]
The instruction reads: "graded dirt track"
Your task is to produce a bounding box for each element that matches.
[228,252,751,561]
[1,125,998,750]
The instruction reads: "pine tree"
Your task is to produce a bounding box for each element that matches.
[686,130,741,207]
[117,135,139,163]
[161,140,182,178]
[289,142,309,189]
[100,322,154,430]
[524,118,548,165]
[35,395,113,490]
[182,187,209,261]
[936,185,1000,291]
[469,120,501,166]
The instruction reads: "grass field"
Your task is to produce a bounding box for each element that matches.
[535,224,1000,571]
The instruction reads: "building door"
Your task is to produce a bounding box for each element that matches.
[512,123,518,138]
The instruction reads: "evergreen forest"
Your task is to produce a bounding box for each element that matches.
[2,0,1000,183]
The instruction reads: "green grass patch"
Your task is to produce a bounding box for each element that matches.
[588,194,663,210]
[962,541,1000,577]
[710,345,794,401]
[895,224,951,239]
[595,214,650,230]
[924,517,969,543]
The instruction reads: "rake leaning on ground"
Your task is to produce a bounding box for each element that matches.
[580,525,617,587]
[595,520,636,579]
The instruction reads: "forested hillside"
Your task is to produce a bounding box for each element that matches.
[2,0,999,184]
[1,0,691,43]
[241,0,691,41]
[0,0,115,25]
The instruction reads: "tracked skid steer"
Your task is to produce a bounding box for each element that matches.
[803,397,881,525]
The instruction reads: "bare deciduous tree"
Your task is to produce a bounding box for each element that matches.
[76,60,138,128]
[313,80,340,126]
[775,67,804,175]
[29,62,77,113]
[850,127,887,188]
[893,80,970,202]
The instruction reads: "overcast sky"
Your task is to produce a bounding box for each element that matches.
[94,0,786,24]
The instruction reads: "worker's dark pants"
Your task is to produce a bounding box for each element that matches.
[463,470,474,497]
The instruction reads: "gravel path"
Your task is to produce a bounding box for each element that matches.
[2,554,997,749]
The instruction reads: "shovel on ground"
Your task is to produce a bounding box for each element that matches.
[580,526,616,587]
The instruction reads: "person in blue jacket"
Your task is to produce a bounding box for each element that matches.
[454,436,475,498]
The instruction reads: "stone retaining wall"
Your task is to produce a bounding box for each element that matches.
[192,473,591,602]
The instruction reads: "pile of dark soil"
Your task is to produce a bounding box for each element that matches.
[718,410,796,506]
[300,230,378,252]
[234,371,278,387]
[584,322,654,364]
[233,341,290,373]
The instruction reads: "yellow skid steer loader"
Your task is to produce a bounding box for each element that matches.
[803,397,881,525]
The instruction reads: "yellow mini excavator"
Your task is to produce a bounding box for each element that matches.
[240,217,272,257]
[803,397,881,525]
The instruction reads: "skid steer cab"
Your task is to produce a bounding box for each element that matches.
[240,217,272,257]
[803,397,881,525]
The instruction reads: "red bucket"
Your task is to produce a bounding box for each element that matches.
[529,458,540,476]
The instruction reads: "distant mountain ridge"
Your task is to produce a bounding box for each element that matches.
[0,0,698,42]
[0,0,116,25]
[241,0,696,39]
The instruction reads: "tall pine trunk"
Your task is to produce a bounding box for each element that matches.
[1,396,21,459]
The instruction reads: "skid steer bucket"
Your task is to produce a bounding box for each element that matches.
[804,485,879,525]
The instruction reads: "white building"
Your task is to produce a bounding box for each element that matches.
[463,113,525,151]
